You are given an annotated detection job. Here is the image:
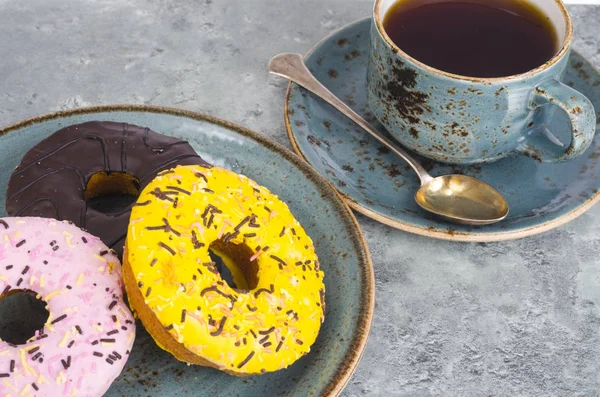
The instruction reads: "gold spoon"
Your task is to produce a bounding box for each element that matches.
[269,53,509,225]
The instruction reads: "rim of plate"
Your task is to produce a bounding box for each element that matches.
[0,104,375,397]
[284,17,600,243]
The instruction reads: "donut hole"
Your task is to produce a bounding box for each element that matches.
[209,240,259,291]
[85,171,140,213]
[0,289,49,345]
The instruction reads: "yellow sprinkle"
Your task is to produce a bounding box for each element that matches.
[16,220,26,225]
[39,275,45,288]
[19,350,36,377]
[19,384,30,396]
[93,324,103,332]
[95,255,107,263]
[56,371,66,385]
[28,276,36,287]
[44,289,63,301]
[3,379,17,391]
[65,236,74,248]
[76,273,84,286]
[97,267,105,272]
[58,331,70,348]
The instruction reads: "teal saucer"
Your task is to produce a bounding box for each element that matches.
[0,106,374,397]
[285,18,600,242]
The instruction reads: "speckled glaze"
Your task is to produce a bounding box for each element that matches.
[366,2,596,164]
[285,18,600,242]
[0,105,374,397]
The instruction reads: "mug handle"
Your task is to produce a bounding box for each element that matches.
[518,79,596,162]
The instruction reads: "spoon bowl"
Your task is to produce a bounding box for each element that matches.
[416,175,509,225]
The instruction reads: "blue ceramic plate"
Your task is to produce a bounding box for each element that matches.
[286,18,600,242]
[0,106,374,397]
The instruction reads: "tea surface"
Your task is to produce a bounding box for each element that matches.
[382,0,558,77]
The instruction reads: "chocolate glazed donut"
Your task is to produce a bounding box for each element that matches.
[6,121,209,257]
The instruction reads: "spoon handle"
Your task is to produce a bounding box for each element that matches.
[268,53,433,185]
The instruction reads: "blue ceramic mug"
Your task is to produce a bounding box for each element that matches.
[366,0,596,165]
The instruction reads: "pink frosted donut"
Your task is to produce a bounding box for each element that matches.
[0,217,135,396]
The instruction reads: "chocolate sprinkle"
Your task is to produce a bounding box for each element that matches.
[10,360,15,372]
[51,314,67,324]
[108,300,118,310]
[194,172,208,182]
[254,284,274,298]
[61,356,71,370]
[270,255,287,269]
[67,341,75,348]
[201,286,236,303]
[93,352,103,357]
[107,330,119,336]
[263,342,272,348]
[158,241,176,255]
[75,325,83,335]
[99,338,115,343]
[150,258,157,267]
[5,265,13,270]
[279,227,286,237]
[81,236,88,243]
[21,265,30,274]
[92,340,99,345]
[146,287,152,297]
[99,250,109,256]
[259,335,269,344]
[2,285,10,295]
[32,383,39,391]
[210,316,227,336]
[181,309,187,323]
[246,305,257,312]
[106,358,114,365]
[113,351,122,360]
[31,353,42,361]
[237,351,255,369]
[0,220,8,229]
[166,186,191,195]
[28,347,40,355]
[0,373,8,378]
[16,239,26,248]
[165,324,174,331]
[16,278,23,286]
[191,230,203,249]
[243,233,256,238]
[259,326,275,335]
[133,200,152,207]
[276,341,284,352]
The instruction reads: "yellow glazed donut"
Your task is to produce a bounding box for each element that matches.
[123,165,325,375]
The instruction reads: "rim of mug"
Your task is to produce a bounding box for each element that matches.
[373,0,574,83]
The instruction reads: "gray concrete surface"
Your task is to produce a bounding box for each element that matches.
[1,1,600,395]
